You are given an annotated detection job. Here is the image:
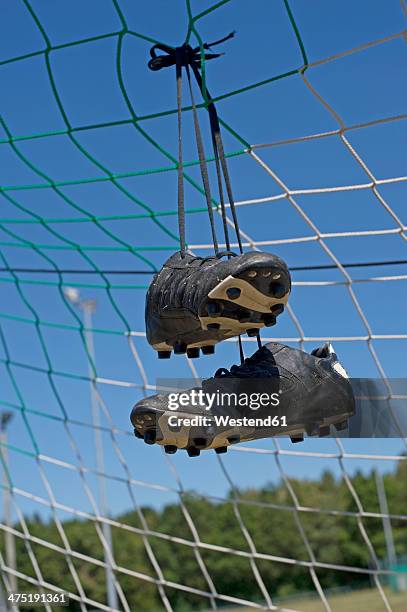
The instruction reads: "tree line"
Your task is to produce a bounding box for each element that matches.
[2,460,406,610]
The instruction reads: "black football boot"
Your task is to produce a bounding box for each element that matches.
[145,250,291,358]
[131,342,355,456]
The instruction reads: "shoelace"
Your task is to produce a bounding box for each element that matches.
[186,250,238,266]
[149,36,259,364]
[148,33,243,258]
[214,346,272,378]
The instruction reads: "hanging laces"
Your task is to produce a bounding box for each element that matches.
[148,33,243,256]
[174,47,186,256]
[184,58,219,254]
[214,345,272,378]
[238,335,245,365]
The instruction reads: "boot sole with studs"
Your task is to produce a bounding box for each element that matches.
[131,404,353,457]
[152,263,290,359]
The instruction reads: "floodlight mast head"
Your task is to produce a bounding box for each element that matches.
[64,287,96,313]
[63,286,81,305]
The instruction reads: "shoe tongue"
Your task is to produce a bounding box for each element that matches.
[236,345,279,376]
[239,344,274,366]
[311,342,335,359]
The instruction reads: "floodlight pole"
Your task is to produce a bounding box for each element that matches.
[82,300,119,611]
[64,289,118,609]
[375,469,397,583]
[0,412,17,593]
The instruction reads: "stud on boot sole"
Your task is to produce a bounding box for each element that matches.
[187,347,200,358]
[193,437,207,449]
[290,435,304,444]
[174,342,187,355]
[158,350,171,359]
[164,445,177,454]
[271,304,284,316]
[144,430,156,445]
[201,345,215,355]
[270,282,287,299]
[187,446,200,457]
[247,328,259,337]
[215,446,228,454]
[262,314,276,327]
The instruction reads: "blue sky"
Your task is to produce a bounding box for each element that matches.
[0,0,406,520]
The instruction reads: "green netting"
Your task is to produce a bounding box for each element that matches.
[0,0,306,321]
[0,0,406,610]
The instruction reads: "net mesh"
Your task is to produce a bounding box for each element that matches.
[0,0,406,610]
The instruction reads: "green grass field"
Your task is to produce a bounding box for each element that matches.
[221,587,407,612]
[277,587,407,612]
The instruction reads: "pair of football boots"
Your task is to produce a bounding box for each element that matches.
[131,250,355,456]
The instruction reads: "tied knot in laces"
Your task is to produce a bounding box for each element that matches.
[148,32,235,72]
